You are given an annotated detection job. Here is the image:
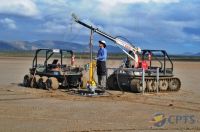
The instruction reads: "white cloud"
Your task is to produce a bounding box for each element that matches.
[34,0,68,6]
[96,0,179,15]
[34,0,70,18]
[98,0,179,4]
[37,21,66,34]
[0,18,17,29]
[0,0,39,17]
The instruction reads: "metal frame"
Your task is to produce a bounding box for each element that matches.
[30,48,83,88]
[141,50,173,76]
[32,48,74,69]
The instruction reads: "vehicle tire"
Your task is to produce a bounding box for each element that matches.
[169,78,181,91]
[159,80,169,91]
[30,75,40,88]
[38,76,48,89]
[46,77,59,90]
[146,80,157,92]
[23,74,32,87]
[130,79,146,93]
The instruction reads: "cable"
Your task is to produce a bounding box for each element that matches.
[116,67,125,94]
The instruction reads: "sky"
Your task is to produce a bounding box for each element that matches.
[0,0,200,54]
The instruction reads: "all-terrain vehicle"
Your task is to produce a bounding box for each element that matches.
[23,49,83,90]
[107,50,181,92]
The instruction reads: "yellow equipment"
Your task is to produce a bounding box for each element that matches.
[86,60,97,92]
[89,61,96,84]
[81,29,97,93]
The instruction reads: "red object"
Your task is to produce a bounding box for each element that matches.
[142,61,148,70]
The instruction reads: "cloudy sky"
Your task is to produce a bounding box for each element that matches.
[0,0,200,54]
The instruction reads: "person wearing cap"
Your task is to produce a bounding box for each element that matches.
[96,40,107,89]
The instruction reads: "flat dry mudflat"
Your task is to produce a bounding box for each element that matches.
[0,57,199,132]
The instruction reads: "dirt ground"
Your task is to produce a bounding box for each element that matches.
[0,57,200,132]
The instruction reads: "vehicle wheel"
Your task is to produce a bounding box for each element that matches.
[23,74,32,87]
[146,80,157,92]
[169,78,181,91]
[130,79,146,93]
[30,75,40,88]
[137,80,146,93]
[159,80,169,91]
[38,76,48,89]
[46,77,59,90]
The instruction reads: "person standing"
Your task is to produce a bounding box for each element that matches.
[96,40,107,89]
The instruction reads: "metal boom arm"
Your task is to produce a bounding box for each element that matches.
[72,14,141,65]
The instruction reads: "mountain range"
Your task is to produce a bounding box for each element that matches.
[0,40,199,56]
[0,40,121,53]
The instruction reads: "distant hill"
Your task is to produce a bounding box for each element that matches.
[0,40,32,50]
[31,40,87,52]
[2,40,198,55]
[182,52,194,56]
[194,52,200,56]
[0,41,19,50]
[182,52,200,56]
[0,40,121,53]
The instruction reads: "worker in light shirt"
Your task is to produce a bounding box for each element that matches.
[96,40,107,89]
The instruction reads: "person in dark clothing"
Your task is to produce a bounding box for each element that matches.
[96,40,107,89]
